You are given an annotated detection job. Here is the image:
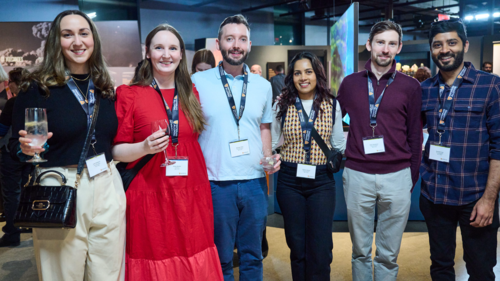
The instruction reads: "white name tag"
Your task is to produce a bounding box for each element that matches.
[166,157,189,176]
[296,164,316,179]
[229,139,250,157]
[429,144,450,163]
[363,136,386,154]
[85,153,109,178]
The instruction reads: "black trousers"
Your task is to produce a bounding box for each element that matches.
[420,194,499,281]
[277,162,336,281]
[0,146,29,235]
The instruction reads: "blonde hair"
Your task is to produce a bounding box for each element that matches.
[131,24,206,133]
[21,10,114,98]
[0,65,8,83]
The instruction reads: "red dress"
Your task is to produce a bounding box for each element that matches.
[114,85,223,281]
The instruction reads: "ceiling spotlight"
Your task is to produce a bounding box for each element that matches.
[475,13,489,20]
[464,15,474,20]
[493,12,500,18]
[87,12,96,19]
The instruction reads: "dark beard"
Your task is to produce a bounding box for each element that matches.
[221,48,249,66]
[432,49,464,72]
[374,55,392,67]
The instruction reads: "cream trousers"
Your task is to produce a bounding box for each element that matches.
[33,162,126,281]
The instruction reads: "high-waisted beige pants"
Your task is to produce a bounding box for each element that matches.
[33,162,126,281]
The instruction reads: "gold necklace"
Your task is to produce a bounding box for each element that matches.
[71,74,90,81]
[73,80,90,104]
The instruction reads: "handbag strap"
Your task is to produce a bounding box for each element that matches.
[300,98,336,158]
[75,93,101,187]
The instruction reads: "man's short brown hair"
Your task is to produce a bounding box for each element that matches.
[368,20,403,45]
[218,14,250,41]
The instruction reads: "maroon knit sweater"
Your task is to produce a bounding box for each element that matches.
[337,60,422,187]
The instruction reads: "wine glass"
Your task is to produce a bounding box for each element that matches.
[25,108,48,163]
[261,149,278,172]
[151,119,171,167]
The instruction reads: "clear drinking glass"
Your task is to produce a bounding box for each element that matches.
[151,119,171,167]
[25,108,48,163]
[261,149,278,172]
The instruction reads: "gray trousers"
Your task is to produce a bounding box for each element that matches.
[343,167,412,281]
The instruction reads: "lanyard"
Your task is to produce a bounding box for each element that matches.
[67,77,96,143]
[436,65,467,144]
[150,79,179,145]
[294,96,318,164]
[219,61,248,140]
[366,70,396,136]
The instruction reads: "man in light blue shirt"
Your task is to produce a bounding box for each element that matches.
[192,14,280,281]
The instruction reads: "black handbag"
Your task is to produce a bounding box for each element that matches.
[282,98,343,174]
[117,82,171,192]
[14,94,101,228]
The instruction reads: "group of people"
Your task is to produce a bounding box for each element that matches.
[0,8,497,281]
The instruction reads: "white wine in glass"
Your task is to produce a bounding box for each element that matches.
[25,108,48,163]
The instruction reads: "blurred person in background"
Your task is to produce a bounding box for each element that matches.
[414,67,431,83]
[191,48,216,74]
[0,65,7,94]
[250,64,262,76]
[270,65,285,104]
[482,61,493,73]
[0,67,30,247]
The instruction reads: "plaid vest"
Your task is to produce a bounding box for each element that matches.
[281,99,333,165]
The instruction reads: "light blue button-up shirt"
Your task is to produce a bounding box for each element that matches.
[192,65,273,181]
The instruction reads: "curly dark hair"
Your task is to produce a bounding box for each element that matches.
[276,52,334,120]
[414,67,431,83]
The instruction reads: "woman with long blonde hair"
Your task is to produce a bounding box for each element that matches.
[112,24,223,280]
[10,10,125,281]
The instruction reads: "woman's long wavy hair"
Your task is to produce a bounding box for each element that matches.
[21,10,114,98]
[131,24,206,133]
[276,52,334,120]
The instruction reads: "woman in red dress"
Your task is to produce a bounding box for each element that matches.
[112,24,223,281]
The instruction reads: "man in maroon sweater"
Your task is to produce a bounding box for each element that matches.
[337,21,422,281]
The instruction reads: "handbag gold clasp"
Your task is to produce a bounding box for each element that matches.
[32,200,50,211]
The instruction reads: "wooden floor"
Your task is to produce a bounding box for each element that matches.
[1,223,500,281]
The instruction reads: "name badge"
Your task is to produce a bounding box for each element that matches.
[85,153,109,178]
[363,136,386,154]
[229,139,250,157]
[296,164,316,179]
[166,157,189,176]
[429,143,450,163]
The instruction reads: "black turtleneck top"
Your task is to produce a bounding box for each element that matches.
[9,74,118,167]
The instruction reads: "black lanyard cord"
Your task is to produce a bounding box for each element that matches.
[219,61,249,140]
[150,79,179,145]
[294,96,319,164]
[366,70,396,136]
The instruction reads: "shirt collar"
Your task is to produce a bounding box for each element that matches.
[214,63,252,81]
[364,59,397,79]
[431,61,476,86]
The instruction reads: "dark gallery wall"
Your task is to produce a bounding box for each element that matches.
[138,4,275,50]
[1,0,79,22]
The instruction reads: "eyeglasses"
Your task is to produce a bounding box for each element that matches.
[431,18,463,26]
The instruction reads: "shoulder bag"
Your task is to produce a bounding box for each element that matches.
[14,94,101,228]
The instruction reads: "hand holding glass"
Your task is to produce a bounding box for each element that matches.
[261,150,278,172]
[151,119,170,167]
[25,108,48,163]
